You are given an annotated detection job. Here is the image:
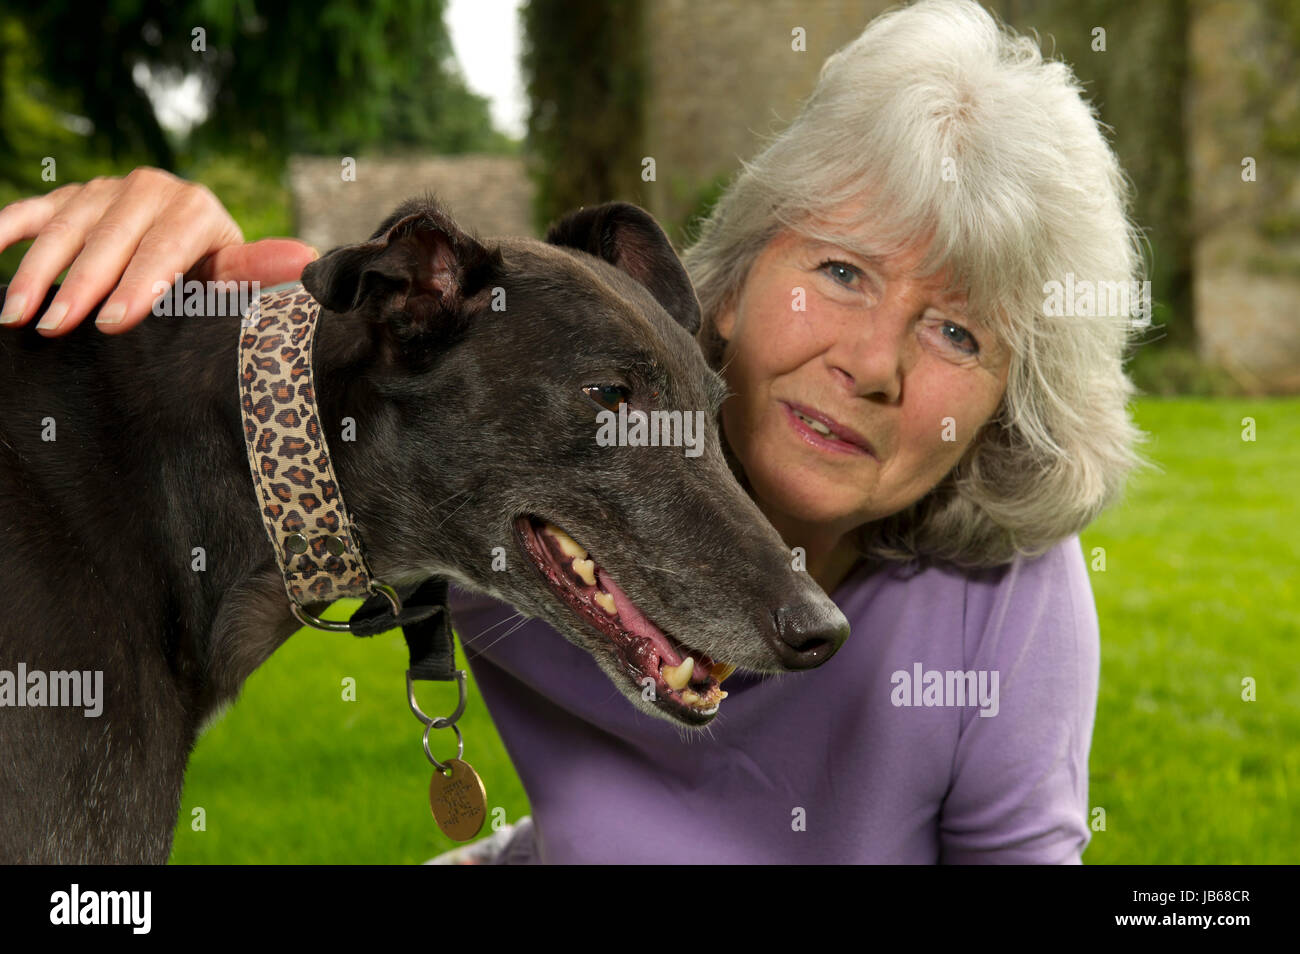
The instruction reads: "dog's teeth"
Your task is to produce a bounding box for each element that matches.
[661,656,695,691]
[544,523,587,560]
[711,662,737,683]
[571,556,596,585]
[680,689,702,706]
[594,591,618,615]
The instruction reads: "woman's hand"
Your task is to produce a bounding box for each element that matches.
[0,167,318,336]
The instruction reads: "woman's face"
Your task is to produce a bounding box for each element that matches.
[715,222,1012,553]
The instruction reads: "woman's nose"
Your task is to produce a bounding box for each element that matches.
[827,301,914,404]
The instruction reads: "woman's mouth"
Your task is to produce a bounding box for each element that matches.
[782,402,874,457]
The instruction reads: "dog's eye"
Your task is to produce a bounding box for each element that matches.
[583,384,630,411]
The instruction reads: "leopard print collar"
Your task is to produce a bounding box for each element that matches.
[237,283,401,628]
[237,284,478,818]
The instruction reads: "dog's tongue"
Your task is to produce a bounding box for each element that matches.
[596,567,682,668]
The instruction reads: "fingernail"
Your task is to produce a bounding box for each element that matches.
[37,301,69,332]
[0,293,26,325]
[308,247,321,261]
[96,303,126,327]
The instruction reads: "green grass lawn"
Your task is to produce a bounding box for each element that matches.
[169,396,1299,863]
[1078,397,1298,864]
[169,602,530,864]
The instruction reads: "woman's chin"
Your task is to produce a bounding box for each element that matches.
[749,465,875,531]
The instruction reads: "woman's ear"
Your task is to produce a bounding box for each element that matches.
[714,300,738,344]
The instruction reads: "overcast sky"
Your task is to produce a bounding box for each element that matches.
[146,0,528,140]
[446,0,527,138]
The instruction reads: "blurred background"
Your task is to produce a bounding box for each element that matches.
[0,0,1295,863]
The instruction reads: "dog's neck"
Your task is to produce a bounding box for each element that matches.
[1,289,455,720]
[99,297,413,715]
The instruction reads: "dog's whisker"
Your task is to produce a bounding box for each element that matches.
[433,493,476,530]
[470,615,534,657]
[428,488,472,510]
[460,611,526,647]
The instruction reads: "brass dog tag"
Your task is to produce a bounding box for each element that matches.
[429,759,487,841]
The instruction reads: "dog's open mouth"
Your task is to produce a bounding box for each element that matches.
[514,515,736,722]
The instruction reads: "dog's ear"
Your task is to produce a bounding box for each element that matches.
[301,204,499,340]
[546,203,701,335]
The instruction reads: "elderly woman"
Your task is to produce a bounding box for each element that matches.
[0,0,1143,863]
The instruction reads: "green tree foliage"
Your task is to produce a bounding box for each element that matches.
[994,0,1193,348]
[3,0,508,173]
[521,0,645,230]
[0,18,118,195]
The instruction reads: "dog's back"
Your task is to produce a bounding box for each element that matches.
[0,302,261,862]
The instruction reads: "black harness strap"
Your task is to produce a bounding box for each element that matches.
[348,577,457,681]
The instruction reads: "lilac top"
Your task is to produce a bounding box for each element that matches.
[448,534,1099,864]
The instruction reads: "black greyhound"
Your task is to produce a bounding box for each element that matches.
[0,198,849,863]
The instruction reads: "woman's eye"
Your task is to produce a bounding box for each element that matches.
[938,320,979,356]
[818,260,860,287]
[583,384,630,411]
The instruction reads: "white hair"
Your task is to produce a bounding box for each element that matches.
[683,0,1150,569]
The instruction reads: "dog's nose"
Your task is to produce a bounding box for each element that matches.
[767,602,850,669]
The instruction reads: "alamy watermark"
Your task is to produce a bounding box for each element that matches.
[151,274,260,318]
[50,884,150,933]
[1043,273,1151,327]
[0,664,103,717]
[890,662,1000,717]
[595,404,707,458]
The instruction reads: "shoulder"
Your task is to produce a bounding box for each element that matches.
[957,535,1097,670]
[838,537,1100,705]
[835,535,1095,649]
[937,536,1101,863]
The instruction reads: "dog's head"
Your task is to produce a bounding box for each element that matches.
[301,197,849,727]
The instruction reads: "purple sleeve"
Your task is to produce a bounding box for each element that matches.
[938,537,1100,864]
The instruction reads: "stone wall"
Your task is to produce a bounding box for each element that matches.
[642,0,893,237]
[288,154,536,251]
[1186,0,1300,393]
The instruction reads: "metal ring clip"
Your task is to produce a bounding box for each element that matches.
[289,579,403,632]
[422,721,464,772]
[407,669,467,729]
